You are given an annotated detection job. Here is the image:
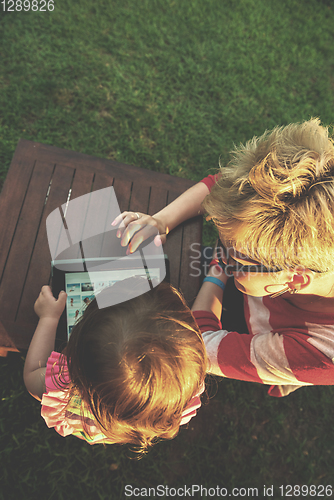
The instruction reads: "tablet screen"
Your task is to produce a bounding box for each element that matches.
[65,267,161,338]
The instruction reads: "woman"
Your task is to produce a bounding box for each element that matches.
[114,118,334,396]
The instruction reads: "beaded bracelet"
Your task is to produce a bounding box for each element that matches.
[203,276,226,291]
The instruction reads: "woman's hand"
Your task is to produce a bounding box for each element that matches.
[34,286,67,321]
[111,212,168,254]
[111,182,210,254]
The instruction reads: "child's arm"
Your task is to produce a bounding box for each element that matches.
[112,181,210,253]
[23,286,67,401]
[191,262,227,319]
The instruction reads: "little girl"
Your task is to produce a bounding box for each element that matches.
[23,277,206,451]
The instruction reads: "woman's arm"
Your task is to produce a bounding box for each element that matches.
[112,181,210,253]
[153,181,211,234]
[23,286,67,401]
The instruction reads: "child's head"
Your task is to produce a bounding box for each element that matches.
[63,277,206,451]
[204,118,334,274]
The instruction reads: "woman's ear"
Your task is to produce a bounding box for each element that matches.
[290,272,311,292]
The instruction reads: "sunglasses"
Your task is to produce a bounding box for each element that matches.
[216,239,283,275]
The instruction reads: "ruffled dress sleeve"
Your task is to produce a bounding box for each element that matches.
[41,351,74,437]
[180,382,205,425]
[41,352,204,441]
[41,352,113,444]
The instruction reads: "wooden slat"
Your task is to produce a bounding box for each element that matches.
[49,165,113,262]
[0,161,55,321]
[163,191,184,292]
[128,181,151,214]
[0,158,35,277]
[147,185,169,216]
[112,177,132,212]
[70,165,95,200]
[98,176,133,258]
[15,165,74,337]
[51,165,96,261]
[80,172,115,259]
[179,216,203,305]
[161,190,202,304]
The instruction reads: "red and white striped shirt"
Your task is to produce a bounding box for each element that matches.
[193,295,334,397]
[198,172,334,396]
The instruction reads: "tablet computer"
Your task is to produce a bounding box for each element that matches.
[46,186,169,348]
[52,254,169,347]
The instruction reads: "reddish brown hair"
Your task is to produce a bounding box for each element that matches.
[60,278,206,452]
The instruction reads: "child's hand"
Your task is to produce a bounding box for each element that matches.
[34,286,67,321]
[111,212,168,254]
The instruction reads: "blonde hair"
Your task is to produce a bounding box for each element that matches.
[203,118,334,272]
[56,278,207,454]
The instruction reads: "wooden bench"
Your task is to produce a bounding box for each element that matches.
[0,140,202,356]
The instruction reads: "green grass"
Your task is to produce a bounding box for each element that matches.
[2,353,334,500]
[1,0,334,498]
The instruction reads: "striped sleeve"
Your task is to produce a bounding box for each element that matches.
[282,332,334,385]
[192,310,229,376]
[41,352,115,444]
[193,311,334,397]
[193,310,263,382]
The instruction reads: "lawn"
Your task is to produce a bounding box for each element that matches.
[1,0,334,498]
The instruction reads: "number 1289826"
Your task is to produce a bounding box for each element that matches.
[1,0,54,11]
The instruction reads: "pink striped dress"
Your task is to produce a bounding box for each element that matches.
[41,351,204,443]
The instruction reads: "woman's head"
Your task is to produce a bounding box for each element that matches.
[64,277,206,452]
[204,118,334,276]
